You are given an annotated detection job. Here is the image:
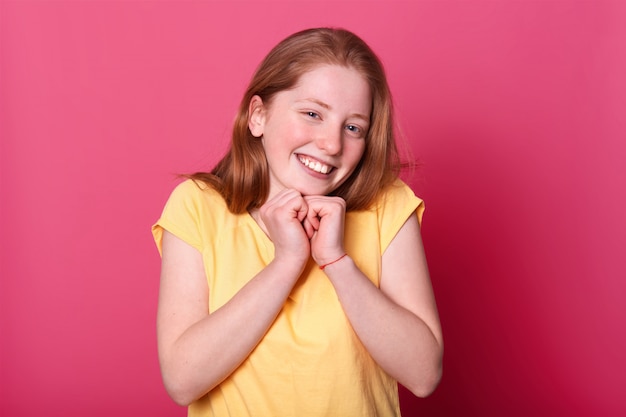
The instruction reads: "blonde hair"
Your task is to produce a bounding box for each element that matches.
[192,27,403,213]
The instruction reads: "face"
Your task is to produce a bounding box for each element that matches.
[248,65,371,200]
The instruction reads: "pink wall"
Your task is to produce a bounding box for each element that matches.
[1,1,625,416]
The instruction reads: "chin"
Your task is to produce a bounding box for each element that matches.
[294,185,334,197]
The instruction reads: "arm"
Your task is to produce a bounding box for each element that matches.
[157,189,310,405]
[305,197,443,397]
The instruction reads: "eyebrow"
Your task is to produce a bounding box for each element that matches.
[298,98,370,123]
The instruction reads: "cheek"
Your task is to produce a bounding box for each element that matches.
[346,141,366,165]
[267,119,305,146]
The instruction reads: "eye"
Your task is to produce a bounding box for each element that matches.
[306,111,320,119]
[345,124,364,136]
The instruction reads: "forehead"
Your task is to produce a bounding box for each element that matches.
[283,65,372,114]
[294,64,369,90]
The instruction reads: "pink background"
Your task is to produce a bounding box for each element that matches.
[2,1,625,416]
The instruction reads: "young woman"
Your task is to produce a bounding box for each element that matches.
[153,27,443,417]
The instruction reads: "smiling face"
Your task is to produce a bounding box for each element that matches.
[248,65,372,200]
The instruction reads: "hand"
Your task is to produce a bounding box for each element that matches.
[258,189,311,265]
[302,195,347,266]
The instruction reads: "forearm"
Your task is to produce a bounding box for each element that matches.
[159,258,303,405]
[323,257,443,397]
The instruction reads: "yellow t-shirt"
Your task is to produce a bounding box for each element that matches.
[153,179,424,417]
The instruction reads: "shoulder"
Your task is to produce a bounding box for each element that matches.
[165,178,228,212]
[153,179,229,254]
[373,179,425,253]
[170,178,222,199]
[375,179,424,224]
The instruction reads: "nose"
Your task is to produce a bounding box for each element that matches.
[316,125,343,155]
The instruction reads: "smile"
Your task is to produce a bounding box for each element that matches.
[297,155,334,174]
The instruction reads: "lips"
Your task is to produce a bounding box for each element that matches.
[297,155,334,174]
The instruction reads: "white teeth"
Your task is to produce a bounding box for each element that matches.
[299,156,332,174]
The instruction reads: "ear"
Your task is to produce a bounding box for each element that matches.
[248,95,266,138]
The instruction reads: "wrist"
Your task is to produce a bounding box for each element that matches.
[319,253,349,271]
[270,254,309,276]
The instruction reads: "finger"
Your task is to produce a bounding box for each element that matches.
[305,205,321,230]
[304,195,345,216]
[295,198,309,223]
[262,189,307,220]
[302,218,316,239]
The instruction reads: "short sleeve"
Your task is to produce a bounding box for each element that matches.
[377,180,425,254]
[152,179,207,256]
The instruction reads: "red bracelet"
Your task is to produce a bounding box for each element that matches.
[319,253,348,270]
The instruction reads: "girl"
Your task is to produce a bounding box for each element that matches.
[153,27,443,417]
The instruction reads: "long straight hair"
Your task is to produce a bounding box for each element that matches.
[192,28,404,213]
